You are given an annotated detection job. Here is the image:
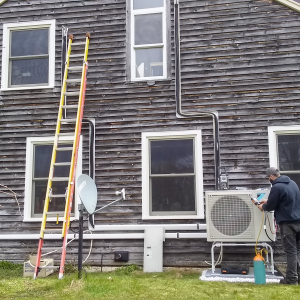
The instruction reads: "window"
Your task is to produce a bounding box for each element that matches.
[142,130,204,219]
[24,136,82,221]
[1,20,55,90]
[130,0,167,81]
[268,126,300,187]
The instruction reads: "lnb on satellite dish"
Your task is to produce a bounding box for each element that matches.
[77,174,97,214]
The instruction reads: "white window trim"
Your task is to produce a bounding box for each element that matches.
[1,20,56,91]
[268,125,300,168]
[142,130,204,220]
[130,1,167,81]
[24,136,82,222]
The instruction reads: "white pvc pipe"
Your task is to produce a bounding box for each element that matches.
[165,233,207,239]
[0,233,144,240]
[0,231,207,241]
[92,224,206,231]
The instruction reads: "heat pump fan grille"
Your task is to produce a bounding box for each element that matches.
[211,195,252,236]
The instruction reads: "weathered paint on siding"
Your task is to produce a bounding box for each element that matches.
[0,0,297,266]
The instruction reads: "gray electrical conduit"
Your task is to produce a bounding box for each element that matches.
[174,0,223,266]
[174,0,221,190]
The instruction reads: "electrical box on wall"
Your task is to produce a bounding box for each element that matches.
[143,227,164,272]
[114,251,129,262]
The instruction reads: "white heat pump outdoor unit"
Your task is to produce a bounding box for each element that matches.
[206,190,276,242]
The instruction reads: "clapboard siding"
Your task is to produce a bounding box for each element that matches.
[0,0,298,266]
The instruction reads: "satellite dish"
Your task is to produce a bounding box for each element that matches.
[77,174,97,214]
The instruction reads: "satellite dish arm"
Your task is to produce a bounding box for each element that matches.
[92,188,126,215]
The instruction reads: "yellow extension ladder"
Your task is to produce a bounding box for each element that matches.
[33,33,90,279]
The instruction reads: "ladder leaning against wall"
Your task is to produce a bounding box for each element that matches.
[33,33,90,280]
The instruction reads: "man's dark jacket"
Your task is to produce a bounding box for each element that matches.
[263,175,300,224]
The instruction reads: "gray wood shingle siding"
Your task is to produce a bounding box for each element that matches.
[0,0,298,266]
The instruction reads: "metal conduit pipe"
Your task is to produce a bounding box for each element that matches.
[174,0,221,190]
[82,118,96,180]
[81,118,97,228]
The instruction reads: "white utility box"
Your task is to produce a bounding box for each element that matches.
[23,256,54,278]
[143,227,164,272]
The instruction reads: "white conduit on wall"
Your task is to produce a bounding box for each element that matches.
[0,224,207,240]
[92,224,207,231]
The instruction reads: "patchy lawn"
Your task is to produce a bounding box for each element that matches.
[0,263,298,300]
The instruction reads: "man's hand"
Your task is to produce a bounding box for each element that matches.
[259,199,267,204]
[257,203,264,211]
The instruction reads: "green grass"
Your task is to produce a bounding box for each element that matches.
[0,264,299,300]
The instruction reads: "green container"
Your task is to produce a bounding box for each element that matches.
[253,260,266,284]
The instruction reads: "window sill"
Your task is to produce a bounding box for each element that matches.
[1,85,54,92]
[128,76,170,83]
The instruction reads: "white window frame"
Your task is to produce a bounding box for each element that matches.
[268,125,300,170]
[1,20,55,91]
[142,130,204,220]
[130,0,167,81]
[24,136,82,222]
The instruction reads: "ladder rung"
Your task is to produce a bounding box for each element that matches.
[64,91,80,96]
[46,211,65,216]
[69,54,84,58]
[43,229,62,233]
[56,147,73,151]
[49,194,66,198]
[61,105,78,109]
[52,177,69,182]
[60,118,77,123]
[66,79,81,83]
[53,162,71,166]
[67,66,82,71]
[72,42,86,46]
[58,132,74,136]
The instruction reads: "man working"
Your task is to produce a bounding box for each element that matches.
[258,167,300,285]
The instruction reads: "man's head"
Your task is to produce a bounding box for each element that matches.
[266,167,280,183]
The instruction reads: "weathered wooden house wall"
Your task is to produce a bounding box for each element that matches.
[1,0,300,266]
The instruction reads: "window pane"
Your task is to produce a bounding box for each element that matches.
[55,147,72,177]
[151,177,195,212]
[133,0,163,9]
[34,145,52,178]
[135,14,162,45]
[11,29,48,57]
[136,48,163,77]
[151,139,194,174]
[10,58,49,86]
[278,135,300,171]
[34,144,72,178]
[33,181,71,215]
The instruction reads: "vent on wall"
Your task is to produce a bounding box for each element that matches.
[206,190,276,242]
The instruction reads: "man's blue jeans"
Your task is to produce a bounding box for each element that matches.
[279,222,300,284]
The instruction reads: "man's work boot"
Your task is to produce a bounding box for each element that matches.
[280,278,298,285]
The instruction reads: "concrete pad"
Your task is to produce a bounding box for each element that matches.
[200,267,283,283]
